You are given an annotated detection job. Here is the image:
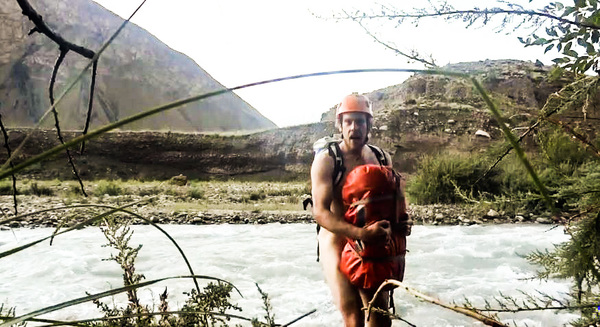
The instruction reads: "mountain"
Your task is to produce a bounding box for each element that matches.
[5,59,596,182]
[0,0,277,132]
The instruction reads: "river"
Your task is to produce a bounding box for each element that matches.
[0,223,579,326]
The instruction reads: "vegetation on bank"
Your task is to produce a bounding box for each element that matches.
[0,179,311,212]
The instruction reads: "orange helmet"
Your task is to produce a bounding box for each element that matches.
[336,94,373,118]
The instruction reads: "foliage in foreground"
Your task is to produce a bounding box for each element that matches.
[87,218,273,327]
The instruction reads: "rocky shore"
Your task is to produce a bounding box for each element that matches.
[0,195,557,230]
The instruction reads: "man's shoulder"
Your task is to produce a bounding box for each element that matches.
[366,143,391,166]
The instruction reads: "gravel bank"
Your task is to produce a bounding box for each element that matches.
[0,195,556,230]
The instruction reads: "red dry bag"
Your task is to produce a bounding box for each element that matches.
[339,164,410,290]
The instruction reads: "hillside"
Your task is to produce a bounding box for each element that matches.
[0,0,276,132]
[2,59,597,183]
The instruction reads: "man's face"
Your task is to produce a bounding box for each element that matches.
[340,112,369,150]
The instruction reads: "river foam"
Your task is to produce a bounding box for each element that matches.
[0,224,579,326]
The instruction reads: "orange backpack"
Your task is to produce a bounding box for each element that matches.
[339,164,411,290]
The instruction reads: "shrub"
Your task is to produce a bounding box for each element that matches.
[538,128,592,171]
[29,182,54,196]
[407,153,501,204]
[188,187,205,199]
[248,191,266,201]
[0,181,14,195]
[94,181,122,196]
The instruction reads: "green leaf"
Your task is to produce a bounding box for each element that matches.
[552,57,571,63]
[546,27,558,37]
[592,30,600,43]
[562,6,577,16]
[587,44,596,55]
[545,43,556,53]
[558,42,563,51]
[565,49,579,57]
[555,2,565,10]
[532,37,550,45]
[562,33,577,42]
[558,24,568,33]
[564,41,573,51]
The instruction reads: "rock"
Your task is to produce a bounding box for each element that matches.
[515,215,525,222]
[447,119,456,124]
[434,213,444,221]
[475,130,491,138]
[536,217,553,224]
[169,174,188,186]
[486,209,499,217]
[379,125,388,131]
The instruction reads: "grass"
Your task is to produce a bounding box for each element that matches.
[0,179,310,212]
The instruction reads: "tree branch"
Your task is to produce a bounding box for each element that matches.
[349,8,600,31]
[48,50,88,197]
[368,280,508,327]
[80,59,98,153]
[544,117,600,157]
[341,10,437,67]
[0,114,18,215]
[16,0,96,59]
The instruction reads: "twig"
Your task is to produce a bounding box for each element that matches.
[280,309,317,327]
[80,60,98,154]
[342,10,437,67]
[2,0,147,173]
[16,0,95,59]
[544,117,600,156]
[48,50,88,196]
[474,120,540,186]
[0,114,17,215]
[368,280,508,327]
[346,8,600,31]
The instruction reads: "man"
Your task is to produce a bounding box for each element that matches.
[311,93,397,327]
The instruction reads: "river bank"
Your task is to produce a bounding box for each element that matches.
[0,193,557,229]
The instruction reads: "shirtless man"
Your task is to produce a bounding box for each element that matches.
[311,93,394,327]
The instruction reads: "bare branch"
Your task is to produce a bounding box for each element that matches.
[0,114,17,215]
[368,280,508,327]
[80,60,98,154]
[48,50,88,197]
[346,8,600,31]
[16,0,96,59]
[544,117,600,157]
[341,10,437,67]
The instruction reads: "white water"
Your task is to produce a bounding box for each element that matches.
[0,224,579,326]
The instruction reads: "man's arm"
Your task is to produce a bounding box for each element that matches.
[311,152,389,242]
[311,152,364,239]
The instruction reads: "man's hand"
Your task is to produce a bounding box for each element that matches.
[362,220,392,244]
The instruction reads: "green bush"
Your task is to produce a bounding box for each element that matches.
[248,191,266,201]
[0,181,14,195]
[29,182,54,196]
[539,128,592,171]
[407,153,501,204]
[188,187,205,199]
[94,180,123,196]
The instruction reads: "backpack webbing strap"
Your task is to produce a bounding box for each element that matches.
[367,144,388,166]
[328,142,345,186]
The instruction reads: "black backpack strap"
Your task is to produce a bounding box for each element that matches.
[367,144,388,166]
[328,142,345,186]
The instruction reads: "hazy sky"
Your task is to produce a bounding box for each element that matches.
[92,0,554,128]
